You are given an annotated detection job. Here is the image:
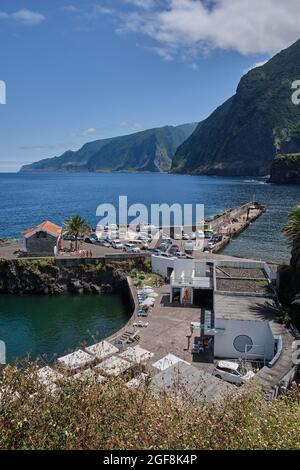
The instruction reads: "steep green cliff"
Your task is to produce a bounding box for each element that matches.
[172,39,300,177]
[20,124,197,173]
[269,153,300,184]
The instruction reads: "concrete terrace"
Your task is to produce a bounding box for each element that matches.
[132,286,215,373]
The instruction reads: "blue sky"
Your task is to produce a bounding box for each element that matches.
[1,0,300,171]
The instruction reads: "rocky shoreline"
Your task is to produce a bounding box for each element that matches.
[269,154,300,184]
[0,257,147,296]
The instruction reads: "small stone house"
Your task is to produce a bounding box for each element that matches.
[22,220,62,257]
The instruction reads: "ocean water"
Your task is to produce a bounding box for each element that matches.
[0,172,299,263]
[0,294,130,363]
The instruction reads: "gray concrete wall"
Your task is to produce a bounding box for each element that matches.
[208,203,252,232]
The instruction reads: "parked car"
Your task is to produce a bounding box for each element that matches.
[213,361,255,385]
[182,233,190,240]
[151,248,163,255]
[174,233,181,240]
[158,243,168,252]
[204,230,214,239]
[131,240,149,250]
[111,241,124,249]
[189,232,196,240]
[99,241,111,248]
[160,252,173,258]
[123,243,140,253]
[170,244,180,252]
[63,233,75,241]
[136,234,148,241]
[176,252,187,258]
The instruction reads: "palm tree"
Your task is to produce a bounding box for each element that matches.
[64,215,90,251]
[283,205,300,269]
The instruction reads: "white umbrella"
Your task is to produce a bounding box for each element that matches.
[142,287,154,295]
[141,297,155,307]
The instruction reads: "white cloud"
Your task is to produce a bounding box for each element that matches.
[119,121,145,131]
[62,5,80,13]
[191,62,199,71]
[93,6,115,15]
[119,0,300,58]
[82,127,97,135]
[131,122,145,131]
[124,0,155,9]
[11,9,45,25]
[0,9,45,25]
[147,46,174,61]
[244,60,269,74]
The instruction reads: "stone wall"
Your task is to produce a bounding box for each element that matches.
[0,257,149,296]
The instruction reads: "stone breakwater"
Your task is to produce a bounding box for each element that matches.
[0,257,149,296]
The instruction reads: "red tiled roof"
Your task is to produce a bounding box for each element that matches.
[22,221,62,238]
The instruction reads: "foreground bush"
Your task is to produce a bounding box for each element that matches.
[0,365,300,450]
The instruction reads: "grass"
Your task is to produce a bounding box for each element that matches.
[0,364,300,450]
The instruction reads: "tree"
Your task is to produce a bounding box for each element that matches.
[64,215,89,251]
[283,205,300,270]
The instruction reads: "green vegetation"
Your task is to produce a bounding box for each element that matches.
[82,261,105,273]
[279,206,300,328]
[275,153,300,163]
[283,205,300,270]
[269,153,300,183]
[0,258,56,279]
[63,215,89,251]
[20,124,197,174]
[105,257,151,277]
[172,38,300,177]
[130,268,162,288]
[0,365,299,450]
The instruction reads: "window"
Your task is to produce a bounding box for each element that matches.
[36,231,47,239]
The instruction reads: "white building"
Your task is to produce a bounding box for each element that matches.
[152,254,278,363]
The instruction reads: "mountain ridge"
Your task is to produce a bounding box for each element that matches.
[171,39,300,178]
[20,123,197,173]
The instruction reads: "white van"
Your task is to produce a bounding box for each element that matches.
[131,239,149,249]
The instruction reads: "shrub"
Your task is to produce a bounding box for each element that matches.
[0,364,300,450]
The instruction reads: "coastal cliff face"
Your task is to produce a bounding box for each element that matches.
[172,39,300,178]
[0,258,146,295]
[20,124,197,174]
[269,154,300,184]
